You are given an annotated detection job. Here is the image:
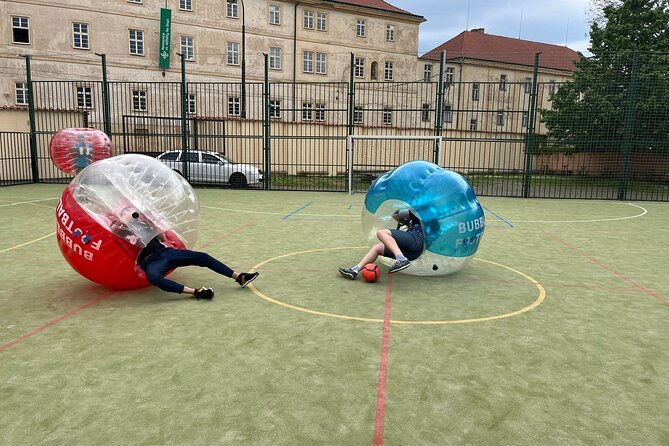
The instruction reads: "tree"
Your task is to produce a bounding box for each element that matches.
[541,0,669,152]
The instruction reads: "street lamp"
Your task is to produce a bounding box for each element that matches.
[240,0,246,118]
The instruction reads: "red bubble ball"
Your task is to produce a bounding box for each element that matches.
[49,128,113,174]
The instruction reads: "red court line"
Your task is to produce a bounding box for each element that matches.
[198,220,257,250]
[372,274,394,446]
[546,232,669,307]
[1,291,116,352]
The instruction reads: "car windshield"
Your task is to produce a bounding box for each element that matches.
[216,153,235,163]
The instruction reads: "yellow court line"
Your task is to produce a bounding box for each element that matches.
[248,247,546,325]
[0,232,56,254]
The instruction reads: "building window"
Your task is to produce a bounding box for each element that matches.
[383,107,392,125]
[522,111,529,128]
[228,97,240,116]
[499,74,507,91]
[423,64,433,82]
[356,19,366,37]
[269,100,281,119]
[72,23,89,49]
[269,47,282,70]
[316,13,327,31]
[128,0,143,3]
[496,110,505,126]
[421,103,431,122]
[269,4,281,25]
[15,82,28,105]
[180,0,192,11]
[12,16,30,44]
[548,80,557,95]
[469,118,477,131]
[472,83,480,101]
[303,51,313,73]
[370,61,378,80]
[227,42,240,65]
[354,58,365,78]
[132,90,147,111]
[442,104,453,123]
[386,24,395,41]
[384,61,393,81]
[188,94,196,114]
[129,29,144,55]
[315,103,326,121]
[524,77,532,94]
[76,86,93,109]
[315,52,326,74]
[353,106,363,124]
[445,67,454,84]
[302,102,313,121]
[181,36,194,61]
[303,11,314,29]
[227,0,238,18]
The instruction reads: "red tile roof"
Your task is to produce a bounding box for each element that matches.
[326,0,424,20]
[422,29,581,71]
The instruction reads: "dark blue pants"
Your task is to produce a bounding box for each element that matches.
[141,248,234,294]
[383,229,424,261]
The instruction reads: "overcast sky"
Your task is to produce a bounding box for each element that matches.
[389,0,593,55]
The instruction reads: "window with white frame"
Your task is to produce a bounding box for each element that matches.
[269,4,281,25]
[356,19,366,37]
[12,16,30,44]
[269,100,281,119]
[228,97,240,116]
[129,29,144,55]
[383,107,392,125]
[423,64,433,82]
[499,74,507,91]
[316,12,327,31]
[303,51,314,73]
[522,111,529,128]
[227,0,238,18]
[315,53,326,74]
[354,58,365,78]
[181,36,194,61]
[227,42,240,65]
[303,11,314,29]
[496,110,505,126]
[315,103,325,121]
[72,23,89,49]
[384,61,393,81]
[353,106,363,124]
[421,103,431,122]
[76,86,93,108]
[269,47,282,70]
[471,83,480,101]
[524,77,532,94]
[180,0,192,11]
[302,102,313,121]
[15,82,28,105]
[188,94,196,114]
[442,104,453,123]
[386,24,395,41]
[128,0,143,3]
[445,67,454,84]
[132,90,147,111]
[470,118,477,131]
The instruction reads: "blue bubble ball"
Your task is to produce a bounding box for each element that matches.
[361,160,485,276]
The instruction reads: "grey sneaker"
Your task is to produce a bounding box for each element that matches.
[338,267,358,280]
[193,287,214,300]
[236,272,259,288]
[388,258,411,274]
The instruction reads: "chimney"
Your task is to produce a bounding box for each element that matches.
[471,28,485,34]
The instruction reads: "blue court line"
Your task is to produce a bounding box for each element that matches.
[283,201,313,219]
[482,206,514,228]
[347,204,354,210]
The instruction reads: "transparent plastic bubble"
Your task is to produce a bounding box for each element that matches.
[49,128,113,174]
[362,160,485,276]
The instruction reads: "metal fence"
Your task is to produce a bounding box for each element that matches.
[1,52,667,201]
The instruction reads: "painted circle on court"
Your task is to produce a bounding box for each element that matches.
[247,247,546,325]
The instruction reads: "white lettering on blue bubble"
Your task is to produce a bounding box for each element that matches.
[458,216,485,234]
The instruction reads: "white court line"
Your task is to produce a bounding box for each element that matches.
[0,232,55,254]
[0,197,59,208]
[202,204,356,218]
[505,203,647,223]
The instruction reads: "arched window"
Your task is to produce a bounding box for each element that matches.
[370,61,378,80]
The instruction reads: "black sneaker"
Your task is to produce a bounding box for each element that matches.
[388,258,411,274]
[236,272,259,288]
[338,267,358,280]
[193,287,214,300]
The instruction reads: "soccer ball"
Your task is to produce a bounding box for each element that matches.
[361,263,380,283]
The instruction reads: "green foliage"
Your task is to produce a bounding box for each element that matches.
[541,0,669,152]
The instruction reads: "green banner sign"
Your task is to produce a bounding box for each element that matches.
[159,8,172,69]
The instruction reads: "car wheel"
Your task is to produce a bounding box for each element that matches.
[229,172,248,189]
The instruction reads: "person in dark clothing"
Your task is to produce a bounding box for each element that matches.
[110,206,258,300]
[338,208,424,279]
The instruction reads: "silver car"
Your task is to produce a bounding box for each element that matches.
[157,150,263,188]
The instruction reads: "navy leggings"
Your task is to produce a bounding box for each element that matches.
[140,248,234,294]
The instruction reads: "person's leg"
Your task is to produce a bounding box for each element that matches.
[377,229,405,259]
[164,248,259,288]
[339,243,384,279]
[142,251,214,299]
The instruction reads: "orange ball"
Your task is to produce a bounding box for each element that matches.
[361,263,380,282]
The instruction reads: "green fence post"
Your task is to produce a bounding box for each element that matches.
[618,52,638,201]
[434,51,446,164]
[263,53,271,190]
[178,52,190,180]
[95,53,113,139]
[20,55,39,183]
[347,53,355,138]
[522,52,541,198]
